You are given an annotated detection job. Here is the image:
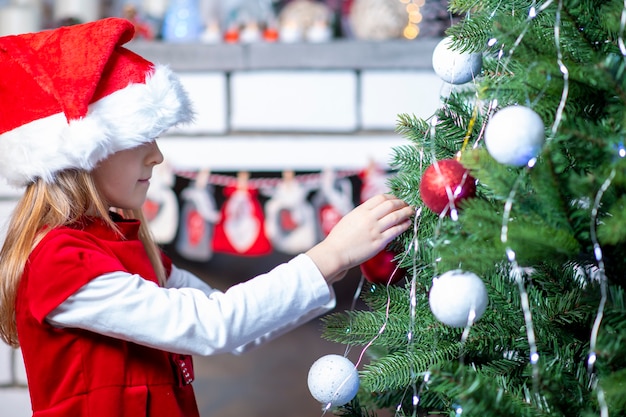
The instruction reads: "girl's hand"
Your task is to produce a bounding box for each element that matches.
[306,194,414,284]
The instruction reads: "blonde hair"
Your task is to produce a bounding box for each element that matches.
[0,170,166,347]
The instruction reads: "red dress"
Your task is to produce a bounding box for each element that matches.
[16,217,199,417]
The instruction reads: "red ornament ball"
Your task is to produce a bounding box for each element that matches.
[360,249,406,285]
[419,158,476,214]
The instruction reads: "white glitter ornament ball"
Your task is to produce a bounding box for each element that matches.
[307,354,360,407]
[432,37,483,84]
[429,270,488,328]
[484,105,546,166]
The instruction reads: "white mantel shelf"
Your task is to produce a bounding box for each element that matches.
[129,38,440,71]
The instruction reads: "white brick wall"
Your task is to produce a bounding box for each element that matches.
[160,69,443,171]
[170,73,229,135]
[230,71,358,132]
[158,134,407,172]
[0,388,31,417]
[0,342,13,386]
[360,70,444,130]
[0,344,27,385]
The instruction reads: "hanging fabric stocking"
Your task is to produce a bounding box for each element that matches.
[143,163,179,244]
[311,168,354,241]
[175,170,221,262]
[213,172,272,256]
[263,170,317,254]
[359,159,391,203]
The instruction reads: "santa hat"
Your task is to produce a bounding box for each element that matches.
[0,18,193,186]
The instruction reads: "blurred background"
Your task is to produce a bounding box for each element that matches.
[0,0,455,415]
[0,0,455,41]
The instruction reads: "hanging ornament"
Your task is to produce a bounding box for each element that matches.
[428,270,488,328]
[307,354,360,407]
[432,36,482,84]
[263,170,317,254]
[419,158,476,215]
[359,160,390,203]
[212,172,272,256]
[143,163,179,244]
[176,170,221,262]
[360,248,406,285]
[312,168,354,241]
[484,105,546,166]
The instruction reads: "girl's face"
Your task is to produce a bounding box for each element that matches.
[91,141,164,210]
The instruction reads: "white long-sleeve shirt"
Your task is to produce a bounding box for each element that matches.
[47,254,335,356]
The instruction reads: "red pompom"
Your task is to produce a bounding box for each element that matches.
[419,158,476,214]
[360,249,406,285]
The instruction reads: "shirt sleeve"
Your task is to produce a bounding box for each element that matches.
[47,254,336,356]
[165,264,216,295]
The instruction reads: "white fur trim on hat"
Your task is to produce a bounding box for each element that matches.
[0,65,194,186]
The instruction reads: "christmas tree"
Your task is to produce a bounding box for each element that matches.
[320,0,626,415]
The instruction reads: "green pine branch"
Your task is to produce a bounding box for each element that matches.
[322,0,626,415]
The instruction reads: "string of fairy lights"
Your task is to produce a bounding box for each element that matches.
[399,0,425,39]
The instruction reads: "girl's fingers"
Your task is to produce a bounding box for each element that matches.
[360,193,397,210]
[365,195,411,220]
[377,205,414,232]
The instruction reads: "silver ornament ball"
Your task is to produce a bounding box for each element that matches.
[484,105,546,166]
[307,354,360,407]
[432,37,483,85]
[429,269,488,328]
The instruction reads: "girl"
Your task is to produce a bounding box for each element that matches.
[0,18,413,417]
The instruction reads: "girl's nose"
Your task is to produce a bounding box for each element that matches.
[149,140,164,165]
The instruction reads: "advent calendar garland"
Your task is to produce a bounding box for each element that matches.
[144,168,374,259]
[174,169,360,190]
